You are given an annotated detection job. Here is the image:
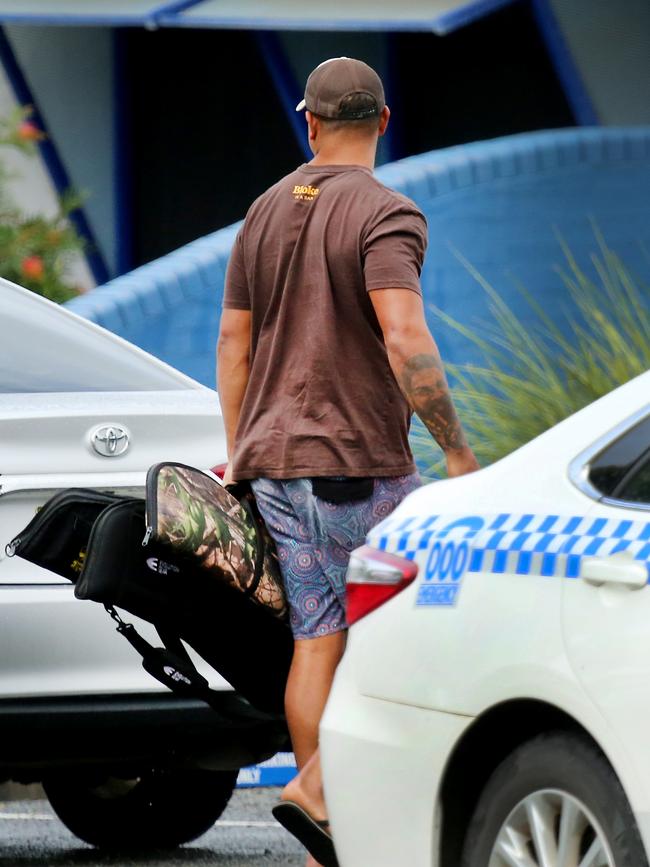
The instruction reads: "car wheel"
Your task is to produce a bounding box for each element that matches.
[44,767,238,849]
[461,732,648,867]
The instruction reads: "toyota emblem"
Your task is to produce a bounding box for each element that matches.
[91,425,130,457]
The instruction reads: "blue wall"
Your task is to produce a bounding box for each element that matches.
[66,126,650,390]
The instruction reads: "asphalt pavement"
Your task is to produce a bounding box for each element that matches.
[0,788,306,866]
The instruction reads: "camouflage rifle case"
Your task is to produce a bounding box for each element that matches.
[143,463,288,621]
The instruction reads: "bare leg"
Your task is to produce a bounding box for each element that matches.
[283,750,329,867]
[282,631,345,866]
[283,749,327,820]
[285,631,346,770]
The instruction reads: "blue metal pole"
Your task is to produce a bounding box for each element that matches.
[530,0,599,125]
[256,31,311,162]
[112,28,133,275]
[384,32,403,163]
[0,26,110,284]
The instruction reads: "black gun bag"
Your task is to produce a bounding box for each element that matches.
[7,465,293,716]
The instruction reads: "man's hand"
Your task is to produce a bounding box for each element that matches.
[221,463,235,487]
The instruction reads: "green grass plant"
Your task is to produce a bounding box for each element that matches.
[410,230,650,481]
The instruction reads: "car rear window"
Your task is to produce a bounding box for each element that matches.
[1,283,196,393]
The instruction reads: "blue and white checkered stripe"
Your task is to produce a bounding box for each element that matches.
[370,513,650,580]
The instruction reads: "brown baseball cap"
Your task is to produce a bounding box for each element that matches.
[295,57,385,120]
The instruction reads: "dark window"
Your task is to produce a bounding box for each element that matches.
[588,414,650,503]
[617,460,650,504]
[122,28,304,267]
[391,0,575,155]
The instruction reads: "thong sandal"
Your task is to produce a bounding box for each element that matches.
[272,801,339,867]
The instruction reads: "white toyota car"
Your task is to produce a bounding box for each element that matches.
[322,370,650,867]
[0,279,287,850]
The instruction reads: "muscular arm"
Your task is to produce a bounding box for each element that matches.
[216,308,252,463]
[369,289,479,476]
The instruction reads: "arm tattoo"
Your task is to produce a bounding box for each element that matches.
[397,353,466,451]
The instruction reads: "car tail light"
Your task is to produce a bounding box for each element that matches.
[346,545,418,626]
[211,463,227,479]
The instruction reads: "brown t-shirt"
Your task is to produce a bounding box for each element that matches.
[223,163,428,481]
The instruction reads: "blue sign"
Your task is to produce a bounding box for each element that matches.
[237,752,297,788]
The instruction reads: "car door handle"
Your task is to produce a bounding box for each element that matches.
[580,553,648,590]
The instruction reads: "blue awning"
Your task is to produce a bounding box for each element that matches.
[0,1,191,27]
[164,0,517,34]
[0,0,516,33]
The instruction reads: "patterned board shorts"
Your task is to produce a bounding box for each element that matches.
[251,474,421,640]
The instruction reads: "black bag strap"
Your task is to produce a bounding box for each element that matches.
[105,604,210,696]
[103,605,279,723]
[155,623,194,666]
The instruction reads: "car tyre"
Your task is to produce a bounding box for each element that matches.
[461,731,648,867]
[44,767,238,850]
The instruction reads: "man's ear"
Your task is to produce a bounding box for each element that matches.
[378,105,390,137]
[306,110,319,144]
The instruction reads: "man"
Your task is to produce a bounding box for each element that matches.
[217,57,478,865]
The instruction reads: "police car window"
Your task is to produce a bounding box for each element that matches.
[616,458,650,504]
[589,414,650,500]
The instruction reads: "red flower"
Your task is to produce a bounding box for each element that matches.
[17,120,43,142]
[21,255,45,281]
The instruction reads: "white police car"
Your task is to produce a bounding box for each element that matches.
[321,370,650,867]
